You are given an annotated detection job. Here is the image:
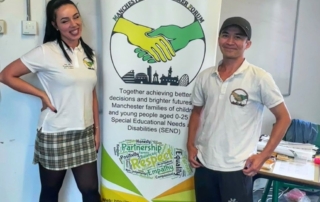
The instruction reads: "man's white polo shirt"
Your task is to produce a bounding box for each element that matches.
[21,41,97,133]
[191,60,283,171]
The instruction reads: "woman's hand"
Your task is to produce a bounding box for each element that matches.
[40,92,57,113]
[94,127,100,152]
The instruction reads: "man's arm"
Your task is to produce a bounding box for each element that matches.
[187,106,203,168]
[243,102,291,176]
[260,102,291,158]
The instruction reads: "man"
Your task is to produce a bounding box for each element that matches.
[187,17,291,202]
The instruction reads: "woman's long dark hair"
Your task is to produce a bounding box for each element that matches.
[43,0,94,63]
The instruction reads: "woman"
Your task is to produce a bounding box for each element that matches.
[0,0,101,201]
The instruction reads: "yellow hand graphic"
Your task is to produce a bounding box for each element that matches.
[113,18,175,62]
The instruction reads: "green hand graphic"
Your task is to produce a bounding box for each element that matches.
[113,18,175,62]
[135,21,204,63]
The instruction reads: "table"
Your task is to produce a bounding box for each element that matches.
[257,159,320,202]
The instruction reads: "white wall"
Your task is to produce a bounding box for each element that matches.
[261,0,320,133]
[0,0,102,202]
[0,0,319,201]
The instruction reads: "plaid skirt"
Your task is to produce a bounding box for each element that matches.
[33,125,97,171]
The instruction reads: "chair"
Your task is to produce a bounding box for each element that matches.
[260,123,320,202]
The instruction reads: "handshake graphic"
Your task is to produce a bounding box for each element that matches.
[113,18,204,63]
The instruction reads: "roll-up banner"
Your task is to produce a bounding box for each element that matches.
[100,0,221,201]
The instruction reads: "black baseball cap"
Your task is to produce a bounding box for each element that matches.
[219,17,252,40]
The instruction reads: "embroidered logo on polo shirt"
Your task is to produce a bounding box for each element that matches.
[63,63,73,69]
[229,88,248,106]
[228,198,238,202]
[83,57,94,70]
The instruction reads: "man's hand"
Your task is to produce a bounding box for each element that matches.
[243,153,269,176]
[187,145,202,168]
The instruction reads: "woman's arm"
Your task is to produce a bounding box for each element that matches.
[92,88,100,151]
[0,59,56,112]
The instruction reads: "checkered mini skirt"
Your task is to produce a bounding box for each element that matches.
[33,125,97,171]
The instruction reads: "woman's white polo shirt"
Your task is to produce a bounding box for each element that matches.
[21,41,97,133]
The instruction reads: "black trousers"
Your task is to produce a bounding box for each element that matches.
[194,165,253,202]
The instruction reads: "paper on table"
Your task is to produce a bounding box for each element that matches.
[273,160,314,181]
[257,142,315,160]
